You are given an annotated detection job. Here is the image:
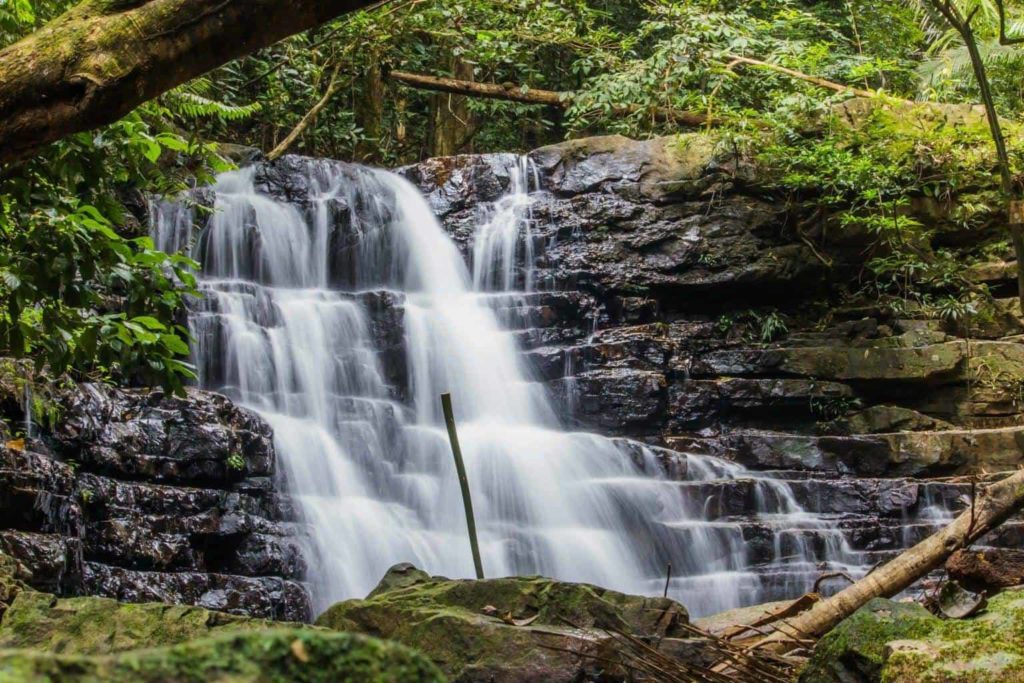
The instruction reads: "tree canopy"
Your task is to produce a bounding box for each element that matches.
[2,0,1024,391]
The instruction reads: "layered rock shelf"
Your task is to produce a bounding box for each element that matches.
[406,135,1024,481]
[0,384,310,621]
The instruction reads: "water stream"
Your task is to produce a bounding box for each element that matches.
[154,156,895,617]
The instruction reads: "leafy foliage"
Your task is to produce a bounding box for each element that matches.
[0,6,238,393]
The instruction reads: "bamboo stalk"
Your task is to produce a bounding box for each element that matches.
[441,392,484,579]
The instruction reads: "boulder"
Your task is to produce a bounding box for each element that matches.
[801,590,1024,682]
[316,564,688,683]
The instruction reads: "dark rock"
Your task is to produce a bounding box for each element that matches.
[947,548,1024,593]
[83,563,311,622]
[0,382,311,620]
[54,384,274,486]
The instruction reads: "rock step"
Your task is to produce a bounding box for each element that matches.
[82,562,310,622]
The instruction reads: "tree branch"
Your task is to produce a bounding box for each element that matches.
[723,54,909,102]
[388,70,712,127]
[0,0,379,164]
[266,65,351,161]
[995,0,1024,45]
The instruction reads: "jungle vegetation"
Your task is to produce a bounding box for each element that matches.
[0,0,1023,390]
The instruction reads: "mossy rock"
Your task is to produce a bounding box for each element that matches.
[0,554,29,619]
[316,564,688,682]
[0,590,299,655]
[0,628,445,682]
[801,590,1024,682]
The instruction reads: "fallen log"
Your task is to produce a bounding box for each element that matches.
[757,468,1024,653]
[388,70,712,127]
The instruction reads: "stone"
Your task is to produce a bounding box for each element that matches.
[0,629,445,682]
[317,565,688,682]
[802,590,1024,682]
[677,425,1024,476]
[54,384,275,485]
[0,589,288,654]
[823,405,953,435]
[0,382,311,620]
[947,548,1024,593]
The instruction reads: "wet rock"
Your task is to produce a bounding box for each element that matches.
[823,405,953,435]
[0,382,311,620]
[553,367,667,433]
[802,590,1024,682]
[0,629,444,682]
[54,384,275,486]
[0,532,77,593]
[83,563,311,622]
[947,548,1024,593]
[317,565,688,683]
[400,152,516,217]
[667,378,856,429]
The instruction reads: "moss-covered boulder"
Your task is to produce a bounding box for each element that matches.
[0,554,29,620]
[317,564,688,682]
[0,589,296,655]
[0,628,445,682]
[801,590,1024,682]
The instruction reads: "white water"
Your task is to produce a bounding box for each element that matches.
[154,157,881,617]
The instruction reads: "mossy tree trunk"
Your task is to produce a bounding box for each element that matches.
[354,54,385,163]
[429,58,475,157]
[0,0,377,164]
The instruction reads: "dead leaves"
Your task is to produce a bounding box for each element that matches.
[481,604,541,627]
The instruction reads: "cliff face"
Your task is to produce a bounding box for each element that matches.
[404,133,1024,569]
[406,134,1024,476]
[0,132,1021,619]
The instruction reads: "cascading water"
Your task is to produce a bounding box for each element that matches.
[153,155,922,618]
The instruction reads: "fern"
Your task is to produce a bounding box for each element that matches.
[162,80,261,122]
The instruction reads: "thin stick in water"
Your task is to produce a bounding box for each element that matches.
[441,392,484,579]
[663,562,672,598]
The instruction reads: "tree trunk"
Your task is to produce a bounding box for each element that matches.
[0,0,379,165]
[429,58,475,157]
[759,469,1024,652]
[354,55,385,163]
[926,0,1024,311]
[390,70,712,127]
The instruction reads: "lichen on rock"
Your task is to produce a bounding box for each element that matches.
[801,589,1024,682]
[316,563,689,682]
[0,629,445,682]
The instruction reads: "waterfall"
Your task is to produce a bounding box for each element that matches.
[153,156,886,617]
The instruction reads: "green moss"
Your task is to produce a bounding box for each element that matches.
[803,591,1024,683]
[0,590,300,655]
[317,567,686,681]
[0,628,445,682]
